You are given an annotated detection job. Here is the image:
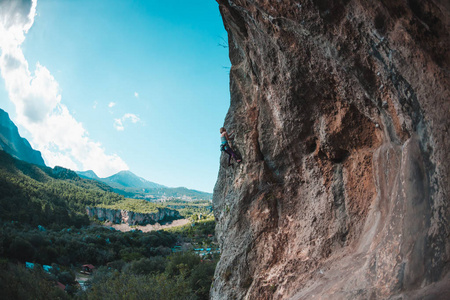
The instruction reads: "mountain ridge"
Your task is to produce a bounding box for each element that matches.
[76,169,100,180]
[0,108,46,166]
[76,169,212,201]
[0,149,123,228]
[105,170,165,189]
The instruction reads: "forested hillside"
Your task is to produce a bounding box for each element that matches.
[0,150,124,228]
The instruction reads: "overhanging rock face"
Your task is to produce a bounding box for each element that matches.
[212,1,449,299]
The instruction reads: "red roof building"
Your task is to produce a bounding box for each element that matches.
[82,264,95,273]
[56,282,66,291]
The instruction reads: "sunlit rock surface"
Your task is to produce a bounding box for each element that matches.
[86,207,180,226]
[212,0,449,299]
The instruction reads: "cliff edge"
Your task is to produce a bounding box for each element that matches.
[212,0,449,299]
[86,207,181,226]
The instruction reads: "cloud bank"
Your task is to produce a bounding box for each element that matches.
[0,0,128,177]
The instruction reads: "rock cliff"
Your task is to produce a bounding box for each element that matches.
[86,206,181,226]
[0,108,45,166]
[212,1,449,299]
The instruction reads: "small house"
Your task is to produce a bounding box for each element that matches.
[81,264,95,274]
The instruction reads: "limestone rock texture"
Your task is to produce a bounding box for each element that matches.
[211,0,449,299]
[85,207,180,226]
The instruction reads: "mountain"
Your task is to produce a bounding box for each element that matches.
[104,170,165,189]
[77,170,212,201]
[116,185,213,201]
[0,108,45,166]
[0,149,124,228]
[77,170,165,190]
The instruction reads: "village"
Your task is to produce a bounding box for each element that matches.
[17,214,218,296]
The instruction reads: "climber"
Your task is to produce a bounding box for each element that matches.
[220,127,241,166]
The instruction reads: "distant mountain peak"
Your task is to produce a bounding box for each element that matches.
[117,170,133,174]
[75,169,212,201]
[105,170,164,189]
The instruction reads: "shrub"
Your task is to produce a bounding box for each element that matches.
[123,256,166,275]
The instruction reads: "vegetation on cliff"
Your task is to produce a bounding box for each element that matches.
[162,199,213,218]
[91,198,212,222]
[95,198,162,214]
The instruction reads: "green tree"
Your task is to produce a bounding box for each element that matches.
[9,237,35,262]
[123,256,166,275]
[189,262,217,300]
[165,252,201,278]
[0,262,69,300]
[58,271,76,285]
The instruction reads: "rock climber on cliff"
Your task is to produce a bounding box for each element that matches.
[220,127,241,166]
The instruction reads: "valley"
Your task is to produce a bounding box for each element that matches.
[2,0,448,298]
[0,144,217,299]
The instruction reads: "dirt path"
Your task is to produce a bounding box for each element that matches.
[104,218,190,232]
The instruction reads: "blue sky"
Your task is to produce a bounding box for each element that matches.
[0,0,230,192]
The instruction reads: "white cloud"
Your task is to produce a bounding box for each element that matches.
[114,113,140,131]
[108,101,116,108]
[134,92,139,98]
[124,113,140,123]
[0,0,128,177]
[93,101,97,109]
[0,0,36,49]
[114,118,124,131]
